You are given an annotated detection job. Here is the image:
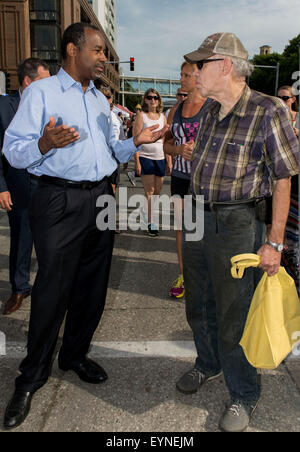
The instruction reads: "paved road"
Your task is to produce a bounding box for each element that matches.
[0,164,299,433]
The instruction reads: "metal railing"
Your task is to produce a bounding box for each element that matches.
[119,75,181,106]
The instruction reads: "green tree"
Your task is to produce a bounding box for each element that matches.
[283,34,300,57]
[249,34,299,95]
[279,34,300,88]
[249,53,281,95]
[124,94,143,112]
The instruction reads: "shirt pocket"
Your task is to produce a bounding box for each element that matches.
[221,142,249,179]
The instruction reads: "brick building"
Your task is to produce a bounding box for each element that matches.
[0,0,120,97]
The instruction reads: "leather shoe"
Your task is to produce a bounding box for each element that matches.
[3,390,33,430]
[2,292,30,315]
[59,358,108,384]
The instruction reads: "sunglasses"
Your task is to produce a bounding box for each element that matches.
[278,95,293,101]
[146,95,159,101]
[196,58,224,70]
[177,93,188,97]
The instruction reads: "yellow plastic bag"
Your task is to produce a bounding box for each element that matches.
[231,253,300,369]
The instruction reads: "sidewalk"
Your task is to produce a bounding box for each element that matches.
[0,166,299,433]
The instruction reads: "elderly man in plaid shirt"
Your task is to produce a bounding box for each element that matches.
[176,33,299,432]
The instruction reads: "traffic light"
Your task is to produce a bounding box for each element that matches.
[130,57,135,71]
[5,72,11,91]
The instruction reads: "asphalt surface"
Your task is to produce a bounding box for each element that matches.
[0,163,299,434]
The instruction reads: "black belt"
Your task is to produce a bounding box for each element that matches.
[40,174,107,190]
[193,198,265,212]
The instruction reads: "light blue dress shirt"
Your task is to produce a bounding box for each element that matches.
[3,68,137,181]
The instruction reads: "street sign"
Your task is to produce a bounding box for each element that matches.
[0,71,6,95]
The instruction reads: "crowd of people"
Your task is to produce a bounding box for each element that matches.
[0,24,298,433]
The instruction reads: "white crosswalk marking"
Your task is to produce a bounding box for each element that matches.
[2,341,197,359]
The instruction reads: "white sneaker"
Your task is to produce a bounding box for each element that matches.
[140,207,148,225]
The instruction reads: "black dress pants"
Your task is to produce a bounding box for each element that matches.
[7,177,38,293]
[15,178,115,392]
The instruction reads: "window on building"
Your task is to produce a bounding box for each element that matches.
[29,0,60,21]
[30,0,61,73]
[31,23,61,61]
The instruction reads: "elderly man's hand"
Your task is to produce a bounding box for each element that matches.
[257,243,282,276]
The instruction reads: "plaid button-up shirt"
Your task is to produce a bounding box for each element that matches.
[191,85,299,202]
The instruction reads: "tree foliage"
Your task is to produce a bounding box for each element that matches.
[249,34,300,95]
[124,94,143,112]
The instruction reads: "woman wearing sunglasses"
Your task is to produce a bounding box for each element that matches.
[134,89,167,236]
[276,86,299,292]
[277,85,299,137]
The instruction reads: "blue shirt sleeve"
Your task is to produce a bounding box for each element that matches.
[3,85,56,169]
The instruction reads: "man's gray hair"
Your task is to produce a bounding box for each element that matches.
[231,57,254,78]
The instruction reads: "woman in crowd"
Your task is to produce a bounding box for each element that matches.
[133,89,167,237]
[277,85,299,291]
[101,87,122,233]
[164,62,206,299]
[277,85,299,137]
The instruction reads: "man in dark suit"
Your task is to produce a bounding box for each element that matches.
[0,58,50,315]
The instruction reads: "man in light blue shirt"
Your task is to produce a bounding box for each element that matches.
[3,22,168,430]
[3,57,149,181]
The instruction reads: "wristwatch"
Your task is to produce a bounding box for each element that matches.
[266,240,284,252]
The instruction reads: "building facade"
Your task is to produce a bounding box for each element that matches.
[89,0,116,47]
[0,0,120,97]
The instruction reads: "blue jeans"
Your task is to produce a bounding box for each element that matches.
[182,203,265,403]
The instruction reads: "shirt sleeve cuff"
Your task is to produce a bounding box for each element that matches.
[26,140,56,169]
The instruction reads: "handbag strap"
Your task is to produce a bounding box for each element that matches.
[177,101,189,141]
[231,253,261,279]
[177,98,211,142]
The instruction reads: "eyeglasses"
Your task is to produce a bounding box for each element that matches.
[177,93,188,97]
[196,58,224,70]
[146,95,159,101]
[278,95,293,101]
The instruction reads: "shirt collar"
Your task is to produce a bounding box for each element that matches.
[231,84,252,118]
[210,84,251,119]
[57,67,96,93]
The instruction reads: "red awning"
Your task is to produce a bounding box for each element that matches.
[115,104,134,116]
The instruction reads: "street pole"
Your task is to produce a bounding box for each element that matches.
[122,75,125,107]
[275,62,280,96]
[0,71,6,95]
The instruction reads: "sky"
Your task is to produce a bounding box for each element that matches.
[116,0,300,80]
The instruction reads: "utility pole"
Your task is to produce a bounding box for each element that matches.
[275,62,280,96]
[0,71,6,95]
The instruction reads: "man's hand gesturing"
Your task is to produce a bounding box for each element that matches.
[133,124,169,148]
[38,117,80,155]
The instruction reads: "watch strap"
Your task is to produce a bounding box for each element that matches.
[266,240,284,252]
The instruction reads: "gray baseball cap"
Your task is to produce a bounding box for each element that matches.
[184,32,248,63]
